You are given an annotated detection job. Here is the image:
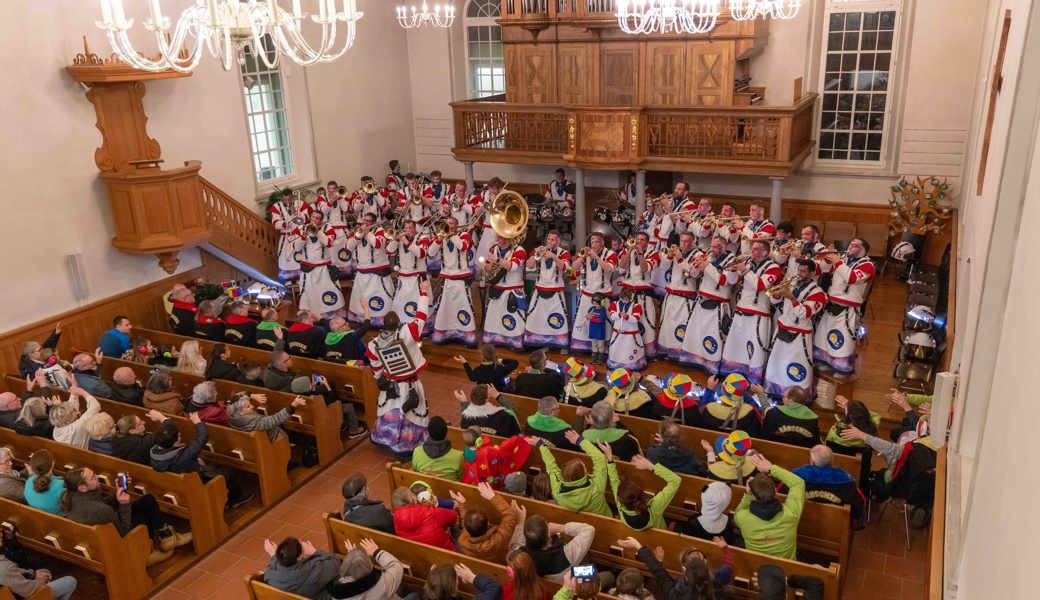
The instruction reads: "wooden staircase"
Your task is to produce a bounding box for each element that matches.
[199,177,280,280]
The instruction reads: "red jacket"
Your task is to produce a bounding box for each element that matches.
[190,402,229,427]
[393,503,457,551]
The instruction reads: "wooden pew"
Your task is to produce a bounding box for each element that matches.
[0,497,153,600]
[385,463,842,600]
[135,327,378,428]
[500,391,862,475]
[0,427,229,554]
[245,575,308,600]
[0,588,52,600]
[4,375,291,506]
[442,426,852,573]
[99,357,345,465]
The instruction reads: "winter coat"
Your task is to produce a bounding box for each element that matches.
[112,432,155,465]
[263,550,340,600]
[17,329,60,379]
[0,555,50,598]
[762,404,820,448]
[523,413,580,452]
[733,465,805,560]
[457,492,517,563]
[64,489,133,535]
[205,357,245,383]
[607,462,681,530]
[540,438,612,517]
[0,471,25,502]
[88,436,114,455]
[108,381,144,406]
[264,366,297,392]
[72,371,114,400]
[412,439,464,481]
[646,441,704,476]
[186,400,229,426]
[463,360,519,392]
[229,406,294,441]
[580,426,641,462]
[393,502,458,551]
[143,390,185,414]
[13,415,53,439]
[327,548,405,600]
[150,421,208,474]
[461,403,521,437]
[341,497,395,534]
[513,370,564,400]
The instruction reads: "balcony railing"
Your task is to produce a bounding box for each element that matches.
[451,94,818,176]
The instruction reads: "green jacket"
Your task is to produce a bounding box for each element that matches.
[412,445,464,481]
[540,438,613,517]
[825,411,881,448]
[733,465,805,560]
[607,462,681,530]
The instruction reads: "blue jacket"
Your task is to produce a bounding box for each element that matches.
[98,329,131,357]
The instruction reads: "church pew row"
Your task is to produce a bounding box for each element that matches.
[320,517,625,600]
[98,357,345,465]
[4,375,292,506]
[0,587,52,600]
[501,391,862,475]
[442,426,852,572]
[0,427,229,554]
[0,497,153,600]
[135,327,379,429]
[386,463,841,600]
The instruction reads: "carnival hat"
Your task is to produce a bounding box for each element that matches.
[714,430,753,465]
[563,357,585,379]
[607,368,634,390]
[717,373,750,407]
[664,373,695,401]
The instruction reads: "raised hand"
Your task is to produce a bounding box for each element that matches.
[617,536,642,551]
[145,409,166,422]
[749,452,772,474]
[453,389,467,404]
[453,354,468,364]
[454,563,477,585]
[630,454,655,471]
[700,439,713,453]
[188,411,202,424]
[706,375,719,390]
[291,396,308,408]
[449,490,467,505]
[511,500,527,522]
[834,394,850,412]
[563,429,580,445]
[251,393,268,404]
[839,425,866,442]
[359,538,379,557]
[300,540,316,558]
[596,441,614,462]
[477,481,495,500]
[711,536,728,549]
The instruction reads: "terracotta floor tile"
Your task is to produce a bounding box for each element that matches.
[196,548,246,575]
[150,587,194,600]
[884,554,926,583]
[901,578,927,600]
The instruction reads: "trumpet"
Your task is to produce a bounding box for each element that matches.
[719,253,749,270]
[766,278,796,297]
[362,181,378,195]
[777,239,805,253]
[624,237,638,249]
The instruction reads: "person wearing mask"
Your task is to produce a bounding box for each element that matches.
[340,473,395,534]
[262,536,340,599]
[412,416,464,481]
[510,514,595,583]
[454,344,519,392]
[733,452,805,560]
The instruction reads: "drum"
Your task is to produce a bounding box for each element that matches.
[560,206,574,220]
[593,207,610,223]
[538,204,555,222]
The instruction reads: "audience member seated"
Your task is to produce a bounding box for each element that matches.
[256,308,286,350]
[264,333,298,391]
[578,400,641,461]
[604,446,680,531]
[61,466,193,565]
[24,450,64,515]
[150,411,252,508]
[98,315,133,357]
[513,350,564,400]
[412,416,464,481]
[454,344,519,392]
[169,285,199,336]
[0,393,23,429]
[618,536,733,600]
[698,374,762,436]
[123,337,177,367]
[420,563,503,600]
[50,381,101,449]
[679,481,741,545]
[524,396,580,451]
[262,536,340,600]
[539,430,612,517]
[461,428,534,489]
[192,300,225,340]
[71,350,113,398]
[458,481,519,562]
[240,360,265,387]
[530,471,554,504]
[175,340,208,377]
[286,310,326,358]
[224,301,259,346]
[604,368,659,419]
[143,370,185,414]
[561,359,607,408]
[329,538,407,600]
[503,471,528,498]
[606,567,654,600]
[340,473,395,534]
[886,387,933,441]
[825,395,880,487]
[511,514,595,583]
[86,412,116,455]
[551,569,601,600]
[324,316,370,364]
[109,366,144,405]
[18,322,62,378]
[13,395,56,438]
[649,373,701,427]
[459,384,520,437]
[500,549,546,600]
[204,342,245,382]
[185,381,229,426]
[290,375,366,438]
[733,453,805,560]
[0,534,78,600]
[228,391,306,441]
[391,484,463,551]
[701,431,756,484]
[112,410,167,465]
[760,385,820,448]
[0,447,26,502]
[756,564,825,600]
[645,418,704,476]
[790,445,866,528]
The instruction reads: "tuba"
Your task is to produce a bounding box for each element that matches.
[484,189,530,284]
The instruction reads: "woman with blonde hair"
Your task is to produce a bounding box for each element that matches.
[14,396,57,438]
[49,380,101,449]
[86,412,116,455]
[175,340,207,377]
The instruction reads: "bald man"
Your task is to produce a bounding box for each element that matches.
[0,392,22,428]
[790,445,865,528]
[324,316,371,364]
[109,366,144,406]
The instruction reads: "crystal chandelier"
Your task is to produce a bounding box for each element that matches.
[728,1,803,21]
[396,3,457,29]
[95,1,364,73]
[616,1,721,35]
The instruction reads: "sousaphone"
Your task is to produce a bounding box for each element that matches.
[484,188,529,284]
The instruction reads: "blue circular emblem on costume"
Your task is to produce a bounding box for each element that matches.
[827,329,844,350]
[368,296,385,311]
[321,291,339,306]
[502,315,517,331]
[403,301,418,317]
[338,248,351,261]
[548,313,565,330]
[543,258,554,270]
[746,340,755,359]
[674,325,686,342]
[703,336,718,354]
[293,250,304,262]
[786,362,808,382]
[457,310,472,326]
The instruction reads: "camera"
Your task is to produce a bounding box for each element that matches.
[116,472,129,491]
[571,564,596,582]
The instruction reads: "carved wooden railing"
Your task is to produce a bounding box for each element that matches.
[451,94,817,176]
[199,177,279,278]
[503,0,616,19]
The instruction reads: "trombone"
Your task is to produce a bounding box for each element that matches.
[766,278,796,297]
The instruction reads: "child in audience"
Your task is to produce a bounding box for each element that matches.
[415,563,502,600]
[461,426,535,489]
[391,485,463,551]
[680,481,742,546]
[608,568,654,600]
[501,549,547,600]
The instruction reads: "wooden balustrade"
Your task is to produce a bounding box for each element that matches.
[451,95,817,176]
[200,176,280,279]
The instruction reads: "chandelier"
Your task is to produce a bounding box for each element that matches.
[616,1,721,35]
[396,3,457,29]
[729,0,802,21]
[95,1,364,73]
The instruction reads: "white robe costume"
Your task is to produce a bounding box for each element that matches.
[393,235,434,336]
[430,231,477,346]
[618,247,660,358]
[319,196,356,278]
[482,243,528,350]
[766,279,827,398]
[524,246,572,349]
[571,247,618,352]
[720,258,783,385]
[657,247,704,360]
[346,229,397,326]
[678,253,739,373]
[270,198,307,281]
[813,256,875,376]
[295,228,346,319]
[608,299,646,371]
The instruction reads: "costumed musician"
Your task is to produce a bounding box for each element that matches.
[544,168,575,212]
[429,217,478,346]
[720,238,784,385]
[678,236,740,373]
[294,212,346,319]
[620,171,651,207]
[716,203,742,253]
[386,159,406,193]
[473,177,505,272]
[618,232,660,358]
[400,173,434,227]
[482,232,528,351]
[352,176,387,222]
[423,170,450,204]
[523,231,572,349]
[608,287,646,371]
[391,220,434,333]
[764,258,828,398]
[738,203,777,255]
[570,232,618,355]
[269,187,308,282]
[657,232,706,361]
[320,185,356,279]
[813,237,874,377]
[688,197,717,252]
[346,213,397,326]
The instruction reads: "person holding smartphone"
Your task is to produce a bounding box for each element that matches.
[551,566,600,600]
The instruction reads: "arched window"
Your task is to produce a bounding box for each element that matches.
[465,0,505,98]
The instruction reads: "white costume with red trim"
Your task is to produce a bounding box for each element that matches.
[772,240,832,280]
[813,255,874,375]
[270,198,307,280]
[766,279,827,397]
[524,246,572,349]
[608,299,646,371]
[430,232,477,346]
[717,220,742,254]
[657,247,705,360]
[649,213,674,296]
[352,189,387,221]
[295,227,346,319]
[401,184,433,226]
[739,219,777,255]
[367,292,430,454]
[544,178,574,210]
[689,211,717,251]
[619,246,660,357]
[679,252,740,373]
[319,196,356,277]
[473,190,499,271]
[482,243,528,350]
[721,258,784,384]
[346,228,397,326]
[571,247,618,352]
[424,181,450,205]
[392,235,433,331]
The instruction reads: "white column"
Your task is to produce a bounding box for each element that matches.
[464,162,475,192]
[635,169,647,215]
[769,176,784,224]
[574,168,587,246]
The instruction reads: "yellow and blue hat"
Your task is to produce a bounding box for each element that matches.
[717,373,750,407]
[607,368,633,390]
[715,430,753,465]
